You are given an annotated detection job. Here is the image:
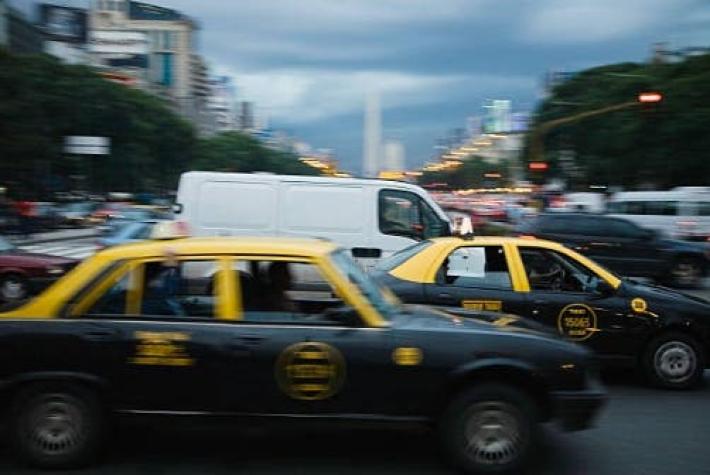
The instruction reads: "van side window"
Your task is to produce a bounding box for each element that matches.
[379,190,446,239]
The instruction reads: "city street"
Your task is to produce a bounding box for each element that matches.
[0,371,708,474]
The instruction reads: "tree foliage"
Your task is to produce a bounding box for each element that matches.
[530,54,710,189]
[194,132,317,175]
[0,50,318,199]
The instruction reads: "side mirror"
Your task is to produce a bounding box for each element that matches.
[641,228,657,240]
[594,280,615,297]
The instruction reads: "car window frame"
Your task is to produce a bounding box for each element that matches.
[65,255,237,321]
[230,254,371,328]
[434,243,519,292]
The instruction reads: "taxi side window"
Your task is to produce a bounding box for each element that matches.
[437,246,512,290]
[237,260,347,325]
[84,259,220,319]
[520,248,601,293]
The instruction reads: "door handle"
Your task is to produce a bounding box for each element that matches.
[82,329,118,341]
[352,247,382,258]
[437,292,455,303]
[235,335,265,345]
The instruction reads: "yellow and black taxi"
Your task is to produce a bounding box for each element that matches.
[0,234,605,473]
[373,237,710,390]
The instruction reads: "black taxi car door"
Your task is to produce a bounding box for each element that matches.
[516,247,636,360]
[69,259,228,412]
[424,245,527,315]
[222,259,395,415]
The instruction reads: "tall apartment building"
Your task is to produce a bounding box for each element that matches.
[88,0,209,126]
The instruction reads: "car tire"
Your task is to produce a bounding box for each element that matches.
[438,383,538,474]
[0,274,29,302]
[11,383,105,469]
[642,332,705,390]
[668,257,703,288]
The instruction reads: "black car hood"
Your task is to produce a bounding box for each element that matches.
[622,279,710,308]
[396,304,557,339]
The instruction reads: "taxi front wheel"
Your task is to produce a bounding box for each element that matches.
[642,332,705,390]
[11,383,105,469]
[438,383,538,474]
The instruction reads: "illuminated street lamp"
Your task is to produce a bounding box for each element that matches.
[638,92,663,103]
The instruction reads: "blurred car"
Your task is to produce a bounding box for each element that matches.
[96,220,160,249]
[98,207,169,236]
[55,202,101,227]
[0,236,77,301]
[515,213,710,287]
[31,202,62,230]
[373,236,710,389]
[607,187,710,241]
[0,236,604,471]
[87,202,131,225]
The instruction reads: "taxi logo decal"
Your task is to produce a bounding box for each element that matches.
[631,298,648,313]
[557,304,598,341]
[492,316,519,327]
[462,300,503,312]
[393,347,423,366]
[275,342,345,401]
[129,331,194,366]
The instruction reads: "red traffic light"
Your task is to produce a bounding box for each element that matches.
[529,162,548,171]
[638,92,662,103]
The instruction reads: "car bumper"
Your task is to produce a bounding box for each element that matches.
[550,384,607,432]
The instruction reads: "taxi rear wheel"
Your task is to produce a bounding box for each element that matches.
[642,332,705,390]
[0,274,28,302]
[11,383,104,469]
[439,383,537,474]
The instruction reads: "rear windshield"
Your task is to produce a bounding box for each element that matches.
[374,240,433,272]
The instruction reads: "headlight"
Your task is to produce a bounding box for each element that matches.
[46,266,65,275]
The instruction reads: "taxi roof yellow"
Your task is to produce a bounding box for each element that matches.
[97,236,340,261]
[428,236,570,250]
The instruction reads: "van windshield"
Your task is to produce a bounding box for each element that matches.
[330,249,399,319]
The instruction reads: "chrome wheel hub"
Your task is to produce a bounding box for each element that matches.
[655,341,696,384]
[1,279,25,300]
[464,402,521,466]
[27,398,84,455]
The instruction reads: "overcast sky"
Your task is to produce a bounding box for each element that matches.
[15,0,710,172]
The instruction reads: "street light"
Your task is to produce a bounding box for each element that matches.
[638,92,663,103]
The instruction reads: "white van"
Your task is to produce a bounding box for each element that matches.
[174,172,452,267]
[607,187,710,240]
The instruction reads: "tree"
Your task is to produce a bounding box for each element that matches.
[529,54,710,189]
[192,132,318,175]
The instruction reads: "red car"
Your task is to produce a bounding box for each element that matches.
[0,236,78,302]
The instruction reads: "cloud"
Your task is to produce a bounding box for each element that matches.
[215,67,534,125]
[521,0,693,43]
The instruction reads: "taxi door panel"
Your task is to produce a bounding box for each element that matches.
[220,323,395,415]
[423,245,527,315]
[89,317,226,411]
[523,292,639,361]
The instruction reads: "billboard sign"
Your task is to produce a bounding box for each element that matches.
[89,30,149,55]
[64,136,110,155]
[39,4,87,44]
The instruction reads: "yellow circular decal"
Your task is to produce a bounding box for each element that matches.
[631,298,647,313]
[275,342,345,401]
[557,304,598,341]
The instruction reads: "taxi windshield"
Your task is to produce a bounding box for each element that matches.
[330,249,399,320]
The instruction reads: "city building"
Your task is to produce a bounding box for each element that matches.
[206,75,237,133]
[0,0,44,54]
[362,91,382,178]
[237,101,254,131]
[88,0,205,121]
[37,4,90,65]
